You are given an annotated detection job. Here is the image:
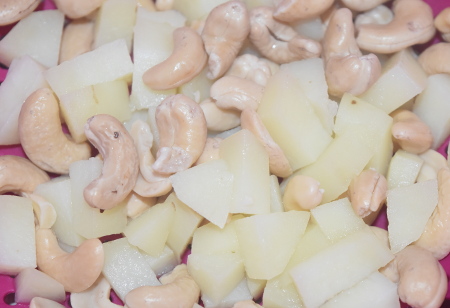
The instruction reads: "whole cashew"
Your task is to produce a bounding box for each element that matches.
[18,88,92,174]
[70,275,124,308]
[30,297,66,308]
[59,19,95,64]
[240,108,292,178]
[124,264,200,308]
[36,228,104,293]
[418,42,450,75]
[152,94,207,175]
[354,5,394,29]
[84,114,139,210]
[0,0,40,26]
[52,0,105,19]
[0,155,49,195]
[201,1,250,80]
[194,137,222,166]
[273,0,335,23]
[356,0,436,54]
[282,175,323,211]
[226,54,278,87]
[200,99,241,132]
[322,8,381,97]
[143,26,208,90]
[434,7,450,42]
[249,6,322,64]
[340,0,389,12]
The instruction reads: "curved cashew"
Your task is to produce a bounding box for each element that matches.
[19,88,92,175]
[200,99,241,132]
[84,114,139,210]
[417,150,448,183]
[226,54,278,87]
[59,19,95,64]
[356,0,436,54]
[52,0,105,19]
[322,8,381,97]
[152,94,207,175]
[348,169,387,218]
[273,0,335,23]
[354,5,394,29]
[143,26,208,90]
[391,109,433,154]
[70,276,123,308]
[210,76,265,111]
[434,7,450,42]
[232,300,263,308]
[23,193,57,229]
[36,228,104,293]
[125,264,200,308]
[418,42,450,75]
[0,155,49,195]
[201,1,250,80]
[283,175,323,211]
[30,297,66,308]
[194,137,222,166]
[340,0,389,12]
[240,108,292,178]
[249,6,322,64]
[0,0,40,26]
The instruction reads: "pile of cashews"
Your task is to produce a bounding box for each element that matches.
[2,0,450,307]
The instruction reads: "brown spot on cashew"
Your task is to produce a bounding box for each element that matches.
[232,300,263,308]
[249,6,322,64]
[152,94,207,175]
[30,297,66,308]
[0,155,49,195]
[59,19,95,64]
[18,88,92,175]
[354,5,394,29]
[226,54,278,86]
[418,42,450,75]
[340,0,389,12]
[348,169,387,218]
[194,137,222,166]
[52,0,105,19]
[143,26,208,91]
[125,264,200,308]
[434,7,450,42]
[240,108,292,178]
[200,98,241,132]
[322,8,381,97]
[201,1,250,80]
[210,76,265,112]
[356,0,436,54]
[70,275,124,308]
[0,0,40,26]
[23,193,57,229]
[36,228,104,293]
[391,109,433,154]
[283,175,323,211]
[84,114,139,210]
[273,0,335,23]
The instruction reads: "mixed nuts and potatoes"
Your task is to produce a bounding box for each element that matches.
[1,0,450,307]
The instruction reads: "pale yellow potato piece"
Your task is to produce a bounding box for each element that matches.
[263,275,303,308]
[173,0,229,21]
[387,150,424,189]
[139,245,178,277]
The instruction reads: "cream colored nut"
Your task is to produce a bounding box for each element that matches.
[434,7,450,42]
[125,192,156,219]
[70,275,123,308]
[356,0,436,54]
[323,8,381,97]
[273,0,335,23]
[0,155,49,195]
[226,54,278,86]
[283,175,323,211]
[30,297,66,308]
[19,88,92,174]
[23,193,57,229]
[417,150,448,183]
[202,1,250,80]
[59,19,94,64]
[143,26,208,90]
[200,98,241,132]
[249,6,322,64]
[232,300,263,308]
[210,76,265,111]
[354,5,394,29]
[0,0,40,25]
[36,228,104,293]
[155,0,173,11]
[418,42,450,75]
[241,108,292,178]
[84,114,139,210]
[391,109,433,154]
[52,0,105,19]
[153,94,207,175]
[125,264,200,308]
[348,169,387,218]
[194,137,222,166]
[340,0,389,12]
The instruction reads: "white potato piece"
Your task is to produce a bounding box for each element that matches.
[269,174,284,213]
[140,245,178,277]
[202,278,253,308]
[246,277,266,302]
[386,150,423,189]
[262,275,303,308]
[179,66,214,103]
[173,0,229,21]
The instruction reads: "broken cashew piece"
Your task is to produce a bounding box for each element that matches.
[36,228,104,293]
[273,0,335,23]
[153,94,207,175]
[0,0,40,26]
[59,19,95,64]
[125,264,200,308]
[249,6,322,64]
[70,275,123,308]
[23,193,57,229]
[126,192,156,219]
[340,0,389,12]
[200,99,241,132]
[19,88,91,174]
[202,1,250,80]
[322,8,381,97]
[143,26,208,90]
[52,0,105,19]
[0,155,49,195]
[418,42,450,75]
[226,54,278,87]
[194,137,222,166]
[30,297,66,308]
[155,0,173,11]
[283,175,323,211]
[356,0,436,54]
[435,7,450,42]
[240,108,292,178]
[84,114,139,210]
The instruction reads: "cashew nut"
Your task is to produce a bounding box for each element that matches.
[194,137,222,166]
[340,0,389,12]
[23,193,57,229]
[18,88,92,174]
[124,264,200,308]
[356,0,436,54]
[200,98,241,132]
[418,42,450,75]
[282,175,323,211]
[210,76,265,112]
[70,275,123,308]
[322,8,382,97]
[249,6,322,64]
[232,300,263,308]
[201,1,250,80]
[0,155,49,195]
[417,150,448,183]
[240,108,292,178]
[273,0,335,23]
[125,192,156,219]
[152,94,207,175]
[390,109,433,154]
[0,0,40,26]
[59,18,95,64]
[29,297,66,308]
[36,228,104,293]
[348,169,387,218]
[226,54,278,87]
[84,114,139,210]
[155,0,173,11]
[354,5,394,29]
[434,7,450,42]
[142,26,208,90]
[52,0,105,19]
